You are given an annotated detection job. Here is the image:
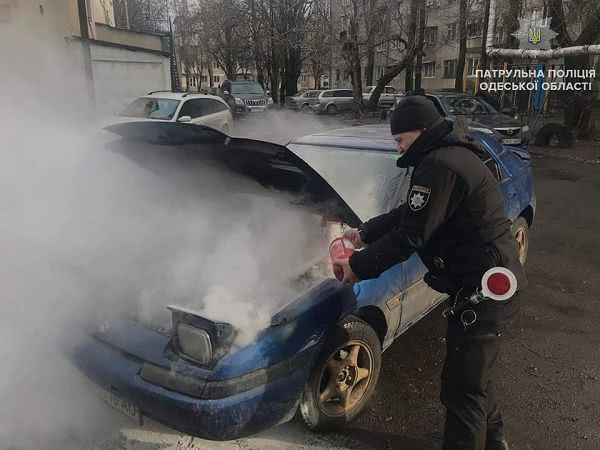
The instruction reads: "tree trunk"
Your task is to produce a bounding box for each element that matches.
[366,47,375,86]
[368,45,419,110]
[455,0,468,92]
[479,0,491,72]
[414,0,425,90]
[404,0,418,93]
[279,67,286,105]
[208,63,214,87]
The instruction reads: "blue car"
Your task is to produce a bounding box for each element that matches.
[71,122,535,440]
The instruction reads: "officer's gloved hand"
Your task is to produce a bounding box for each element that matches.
[424,272,459,295]
[343,228,365,249]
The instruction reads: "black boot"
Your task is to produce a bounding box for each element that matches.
[485,438,509,450]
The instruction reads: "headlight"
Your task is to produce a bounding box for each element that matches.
[268,97,273,105]
[234,98,245,106]
[470,127,494,134]
[177,323,212,364]
[521,125,529,133]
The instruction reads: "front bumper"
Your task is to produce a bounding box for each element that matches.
[70,334,314,440]
[232,104,271,115]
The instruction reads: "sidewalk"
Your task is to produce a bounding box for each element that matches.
[529,140,600,165]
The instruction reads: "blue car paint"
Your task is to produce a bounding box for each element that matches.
[72,333,312,440]
[71,127,535,440]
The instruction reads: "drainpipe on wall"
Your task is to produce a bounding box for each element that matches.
[77,0,96,115]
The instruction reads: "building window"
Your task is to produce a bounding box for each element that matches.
[201,75,208,82]
[336,69,340,82]
[377,66,385,79]
[467,19,483,38]
[423,62,436,78]
[213,62,219,69]
[426,0,440,7]
[447,23,458,40]
[443,59,457,79]
[391,38,401,49]
[213,75,220,83]
[301,74,307,82]
[375,40,387,52]
[467,57,480,76]
[425,27,438,45]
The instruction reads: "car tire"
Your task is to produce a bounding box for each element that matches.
[299,316,381,431]
[511,216,530,266]
[326,104,338,115]
[534,123,574,148]
[301,103,309,111]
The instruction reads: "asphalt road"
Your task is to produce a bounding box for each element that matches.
[79,115,600,450]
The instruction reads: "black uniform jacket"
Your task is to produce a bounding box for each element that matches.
[349,119,527,295]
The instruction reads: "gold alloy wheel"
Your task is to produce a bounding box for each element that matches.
[317,340,374,417]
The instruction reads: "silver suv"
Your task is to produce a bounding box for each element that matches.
[309,89,354,115]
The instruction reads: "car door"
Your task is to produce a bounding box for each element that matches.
[205,99,233,134]
[340,89,354,110]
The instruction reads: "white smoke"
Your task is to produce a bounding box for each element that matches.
[0,8,342,449]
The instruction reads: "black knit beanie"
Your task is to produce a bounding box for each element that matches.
[390,95,442,135]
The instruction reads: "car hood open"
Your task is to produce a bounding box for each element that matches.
[104,121,360,226]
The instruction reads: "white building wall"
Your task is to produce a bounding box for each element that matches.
[91,43,170,116]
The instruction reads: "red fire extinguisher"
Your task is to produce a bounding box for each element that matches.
[329,237,355,281]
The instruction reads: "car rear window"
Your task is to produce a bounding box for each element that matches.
[119,98,180,120]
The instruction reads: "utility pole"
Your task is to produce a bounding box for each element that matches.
[77,0,96,114]
[329,0,333,88]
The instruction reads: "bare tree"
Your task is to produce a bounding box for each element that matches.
[455,0,468,91]
[367,0,421,110]
[305,2,331,89]
[199,0,249,80]
[333,0,398,115]
[174,0,208,91]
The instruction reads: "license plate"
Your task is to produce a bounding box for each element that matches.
[98,387,140,422]
[502,138,522,145]
[250,107,266,113]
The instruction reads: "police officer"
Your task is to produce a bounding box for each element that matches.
[335,95,526,450]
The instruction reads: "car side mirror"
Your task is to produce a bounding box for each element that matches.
[178,115,192,123]
[223,90,229,95]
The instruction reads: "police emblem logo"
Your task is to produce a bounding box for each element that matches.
[409,185,431,211]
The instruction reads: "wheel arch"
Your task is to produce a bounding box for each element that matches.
[356,306,388,345]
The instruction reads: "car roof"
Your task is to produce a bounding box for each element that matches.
[142,92,227,103]
[290,125,396,152]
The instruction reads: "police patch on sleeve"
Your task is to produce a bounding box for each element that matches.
[408,185,431,211]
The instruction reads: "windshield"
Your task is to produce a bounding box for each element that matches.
[439,95,497,115]
[119,98,180,120]
[306,91,321,98]
[230,83,265,95]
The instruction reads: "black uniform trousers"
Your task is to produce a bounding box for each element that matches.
[440,292,524,450]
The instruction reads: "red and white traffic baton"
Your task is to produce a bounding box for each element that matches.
[443,267,518,326]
